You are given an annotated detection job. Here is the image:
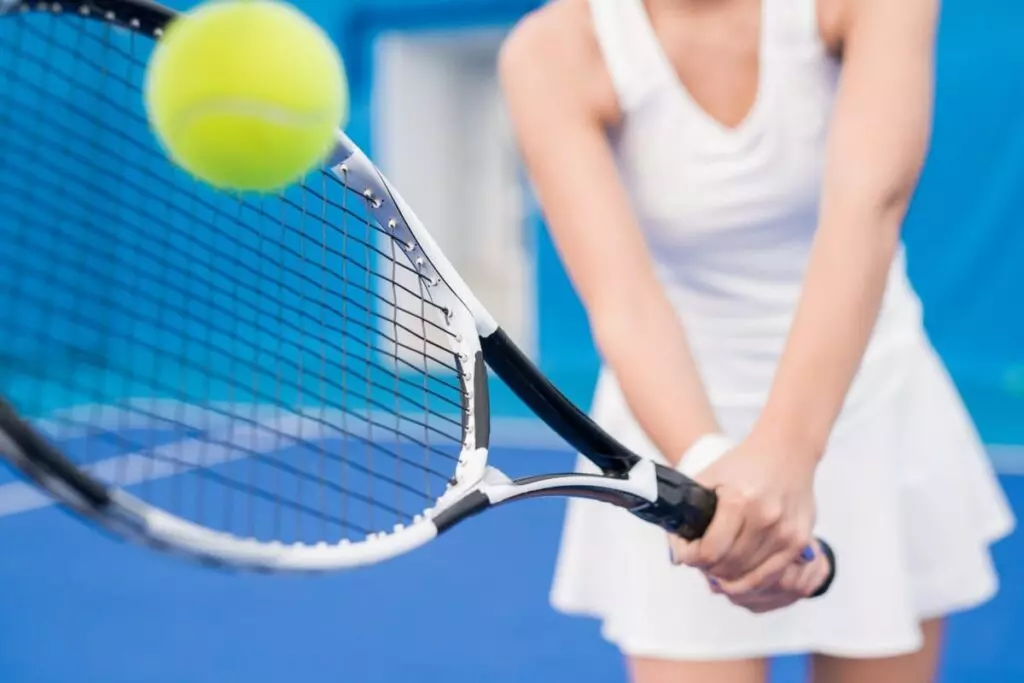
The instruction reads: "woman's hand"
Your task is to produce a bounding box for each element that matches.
[705,539,833,613]
[668,431,822,611]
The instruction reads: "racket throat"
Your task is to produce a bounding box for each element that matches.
[431,462,511,533]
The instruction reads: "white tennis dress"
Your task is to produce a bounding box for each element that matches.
[549,0,1016,660]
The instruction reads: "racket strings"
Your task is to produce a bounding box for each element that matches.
[6,15,457,338]
[0,10,473,544]
[0,169,464,425]
[38,401,456,526]
[0,153,464,423]
[0,62,459,358]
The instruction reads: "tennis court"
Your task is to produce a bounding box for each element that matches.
[0,409,1022,683]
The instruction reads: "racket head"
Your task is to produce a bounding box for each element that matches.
[0,0,494,571]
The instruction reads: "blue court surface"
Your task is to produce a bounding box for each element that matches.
[1,420,1022,683]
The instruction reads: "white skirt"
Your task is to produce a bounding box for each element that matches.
[549,335,1016,660]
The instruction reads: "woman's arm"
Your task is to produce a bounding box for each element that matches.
[498,3,719,466]
[755,0,938,459]
[671,0,941,608]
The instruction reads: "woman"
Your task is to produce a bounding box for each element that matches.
[498,0,1015,681]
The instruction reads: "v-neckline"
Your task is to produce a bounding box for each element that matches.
[632,0,769,138]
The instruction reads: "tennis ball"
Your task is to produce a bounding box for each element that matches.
[144,0,348,193]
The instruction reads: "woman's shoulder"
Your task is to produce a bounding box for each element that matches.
[499,0,621,125]
[500,0,600,87]
[504,0,591,47]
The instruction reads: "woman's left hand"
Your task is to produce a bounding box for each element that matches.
[706,539,833,613]
[668,431,821,611]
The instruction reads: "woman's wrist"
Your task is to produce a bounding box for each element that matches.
[675,433,734,478]
[750,411,828,466]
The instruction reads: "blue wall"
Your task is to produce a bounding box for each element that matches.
[900,3,1024,442]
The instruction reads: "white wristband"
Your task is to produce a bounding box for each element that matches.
[676,433,734,479]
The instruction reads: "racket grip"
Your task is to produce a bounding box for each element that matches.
[642,463,717,540]
[646,464,836,599]
[810,539,836,598]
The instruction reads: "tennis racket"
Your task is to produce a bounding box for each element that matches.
[0,0,834,596]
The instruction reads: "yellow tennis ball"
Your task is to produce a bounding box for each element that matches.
[144,0,348,193]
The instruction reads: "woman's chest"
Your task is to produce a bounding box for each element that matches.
[610,45,840,247]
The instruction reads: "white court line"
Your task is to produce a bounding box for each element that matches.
[0,414,325,518]
[0,403,1021,520]
[0,402,564,519]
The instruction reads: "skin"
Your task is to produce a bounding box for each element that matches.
[498,0,942,681]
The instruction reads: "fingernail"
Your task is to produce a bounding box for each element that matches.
[800,545,816,563]
[708,577,721,591]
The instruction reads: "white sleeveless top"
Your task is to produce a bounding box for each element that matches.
[589,0,924,407]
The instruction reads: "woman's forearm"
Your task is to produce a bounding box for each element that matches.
[756,0,935,459]
[592,288,720,467]
[756,202,906,458]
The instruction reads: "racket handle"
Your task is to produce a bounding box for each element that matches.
[640,463,717,539]
[643,463,836,598]
[810,539,836,598]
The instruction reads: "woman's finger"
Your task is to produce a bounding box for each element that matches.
[792,541,832,596]
[670,498,745,570]
[722,583,797,613]
[720,565,806,613]
[715,550,791,599]
[708,523,776,582]
[721,542,827,605]
[715,532,810,597]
